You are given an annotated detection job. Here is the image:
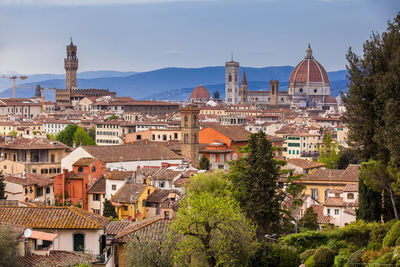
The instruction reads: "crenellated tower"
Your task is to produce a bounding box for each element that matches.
[64,38,78,90]
[225,57,239,105]
[179,105,200,168]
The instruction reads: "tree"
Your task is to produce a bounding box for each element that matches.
[199,155,210,170]
[56,124,78,147]
[299,207,319,231]
[337,148,361,169]
[342,13,400,221]
[228,131,284,237]
[125,234,174,267]
[318,133,339,169]
[0,224,20,267]
[356,178,382,222]
[169,191,258,266]
[87,127,96,141]
[359,160,399,220]
[73,127,96,147]
[213,90,220,99]
[103,198,118,219]
[8,131,17,138]
[0,171,6,199]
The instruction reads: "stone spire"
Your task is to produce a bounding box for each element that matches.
[241,71,247,85]
[305,42,313,59]
[240,71,248,104]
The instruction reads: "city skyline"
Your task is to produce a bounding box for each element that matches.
[0,0,398,74]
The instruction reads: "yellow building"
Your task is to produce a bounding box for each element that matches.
[296,164,359,204]
[111,182,156,220]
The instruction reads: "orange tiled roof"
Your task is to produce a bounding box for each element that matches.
[111,182,147,204]
[343,183,358,192]
[0,206,109,229]
[286,159,326,170]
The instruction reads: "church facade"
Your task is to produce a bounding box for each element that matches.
[226,44,337,109]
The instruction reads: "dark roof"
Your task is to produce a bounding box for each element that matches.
[0,206,109,229]
[115,216,170,243]
[87,177,106,194]
[147,189,181,203]
[111,182,147,204]
[83,143,182,163]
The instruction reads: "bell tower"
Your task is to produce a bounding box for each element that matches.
[269,80,279,106]
[179,105,200,168]
[64,38,78,90]
[225,56,239,105]
[240,71,248,104]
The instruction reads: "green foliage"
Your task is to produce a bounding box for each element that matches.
[87,127,96,141]
[313,246,335,267]
[228,131,284,236]
[8,130,17,138]
[103,198,118,219]
[357,178,382,222]
[346,249,364,267]
[0,224,20,267]
[318,133,339,169]
[333,252,351,267]
[169,189,258,266]
[327,220,374,248]
[373,251,396,265]
[73,127,96,147]
[125,235,174,267]
[281,231,328,253]
[300,249,316,263]
[186,171,230,197]
[249,242,300,267]
[383,221,400,247]
[56,124,77,147]
[337,148,361,169]
[108,114,119,120]
[304,255,316,267]
[199,155,210,170]
[46,133,56,140]
[0,171,6,199]
[299,207,319,231]
[367,220,396,250]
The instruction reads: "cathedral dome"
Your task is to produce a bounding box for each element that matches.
[289,44,329,86]
[190,86,211,101]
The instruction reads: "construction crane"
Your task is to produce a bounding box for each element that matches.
[39,86,57,113]
[0,75,29,98]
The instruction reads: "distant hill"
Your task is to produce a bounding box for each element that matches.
[0,67,348,100]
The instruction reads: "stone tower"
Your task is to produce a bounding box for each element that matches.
[179,105,200,168]
[225,59,239,105]
[64,38,78,90]
[269,80,279,106]
[240,71,248,104]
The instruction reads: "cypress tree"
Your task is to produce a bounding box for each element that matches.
[103,198,118,219]
[0,171,6,199]
[356,178,381,222]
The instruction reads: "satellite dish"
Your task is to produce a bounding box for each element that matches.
[24,228,32,238]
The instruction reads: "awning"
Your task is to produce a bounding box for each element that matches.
[29,231,57,241]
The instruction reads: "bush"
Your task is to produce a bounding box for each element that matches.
[333,252,351,267]
[346,249,364,267]
[383,221,400,247]
[373,251,396,264]
[313,246,335,267]
[304,255,316,267]
[327,220,373,248]
[249,242,300,267]
[361,250,381,263]
[281,231,328,253]
[300,249,316,263]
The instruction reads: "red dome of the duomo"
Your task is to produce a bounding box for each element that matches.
[190,85,211,100]
[289,44,330,86]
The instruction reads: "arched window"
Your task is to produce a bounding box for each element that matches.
[228,74,232,82]
[91,166,96,173]
[299,88,303,93]
[314,89,317,93]
[78,167,84,173]
[232,153,238,160]
[347,193,354,200]
[73,233,85,252]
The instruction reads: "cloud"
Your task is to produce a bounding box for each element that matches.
[0,0,211,5]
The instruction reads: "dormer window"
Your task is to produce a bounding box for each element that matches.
[78,167,84,173]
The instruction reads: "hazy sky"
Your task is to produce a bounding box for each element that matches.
[0,0,398,74]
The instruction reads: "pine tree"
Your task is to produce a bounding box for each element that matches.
[199,155,210,170]
[103,198,118,219]
[299,207,318,231]
[228,131,284,237]
[356,178,382,222]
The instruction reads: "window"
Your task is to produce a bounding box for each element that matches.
[136,134,142,140]
[311,189,318,201]
[46,187,50,194]
[232,153,238,160]
[112,184,116,190]
[25,188,28,194]
[335,209,339,215]
[314,89,317,93]
[78,167,84,173]
[37,188,43,197]
[160,181,165,188]
[50,154,55,163]
[73,233,85,252]
[91,166,96,173]
[32,168,36,173]
[327,209,330,215]
[93,194,100,201]
[347,193,354,199]
[325,189,329,201]
[92,209,100,215]
[123,206,128,211]
[162,134,167,141]
[164,211,170,219]
[174,133,178,139]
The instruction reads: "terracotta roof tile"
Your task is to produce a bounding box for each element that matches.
[343,183,358,192]
[0,206,109,229]
[206,125,250,142]
[151,168,182,181]
[21,251,92,267]
[87,177,106,194]
[0,138,68,150]
[324,197,345,207]
[73,157,99,166]
[111,182,147,204]
[286,159,326,170]
[344,208,356,216]
[104,220,135,235]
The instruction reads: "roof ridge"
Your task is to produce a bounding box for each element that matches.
[117,217,162,238]
[68,206,102,228]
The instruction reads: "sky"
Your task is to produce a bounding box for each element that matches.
[0,0,398,74]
